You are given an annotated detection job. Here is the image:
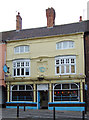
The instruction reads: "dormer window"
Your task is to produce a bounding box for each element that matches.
[14,45,29,54]
[56,41,74,50]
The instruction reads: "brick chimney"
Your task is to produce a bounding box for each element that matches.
[16,12,22,30]
[46,7,56,28]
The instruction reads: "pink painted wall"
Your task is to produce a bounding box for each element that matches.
[0,43,6,87]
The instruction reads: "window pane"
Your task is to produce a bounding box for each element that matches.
[26,62,29,66]
[62,84,69,89]
[17,62,20,67]
[56,43,59,49]
[21,68,24,75]
[17,68,20,75]
[71,84,78,89]
[71,90,78,96]
[61,66,64,73]
[63,41,67,48]
[25,46,29,52]
[12,91,18,101]
[66,59,69,64]
[19,85,25,90]
[56,66,59,74]
[54,84,61,89]
[15,47,19,53]
[71,65,75,73]
[56,42,62,49]
[21,62,24,67]
[54,90,61,101]
[13,62,16,67]
[26,85,32,90]
[69,41,74,48]
[66,65,69,73]
[61,59,64,64]
[12,85,17,90]
[20,46,24,53]
[56,60,59,64]
[71,59,75,63]
[25,68,29,75]
[14,69,16,76]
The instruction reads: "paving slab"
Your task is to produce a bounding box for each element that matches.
[1,108,89,120]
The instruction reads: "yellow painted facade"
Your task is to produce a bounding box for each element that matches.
[6,32,85,109]
[6,33,85,78]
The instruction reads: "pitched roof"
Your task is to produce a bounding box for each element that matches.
[2,20,89,42]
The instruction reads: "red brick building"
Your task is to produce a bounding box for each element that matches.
[0,37,6,107]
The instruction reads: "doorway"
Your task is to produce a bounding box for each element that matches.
[38,90,48,109]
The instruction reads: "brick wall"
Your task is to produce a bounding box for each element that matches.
[84,33,89,111]
[0,43,6,87]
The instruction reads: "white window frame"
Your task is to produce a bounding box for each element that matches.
[53,83,80,102]
[14,45,29,54]
[55,56,76,75]
[56,41,74,50]
[13,59,30,77]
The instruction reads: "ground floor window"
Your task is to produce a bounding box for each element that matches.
[53,83,80,102]
[11,85,33,101]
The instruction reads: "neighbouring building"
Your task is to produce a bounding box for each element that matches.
[2,8,89,111]
[0,33,6,107]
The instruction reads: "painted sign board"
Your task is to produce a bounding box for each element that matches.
[37,84,48,90]
[39,67,45,72]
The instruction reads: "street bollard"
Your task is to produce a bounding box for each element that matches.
[17,104,19,118]
[82,111,85,120]
[24,103,25,111]
[53,107,55,120]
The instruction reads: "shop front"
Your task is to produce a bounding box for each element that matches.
[6,78,85,111]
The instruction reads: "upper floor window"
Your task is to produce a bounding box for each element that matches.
[55,56,76,75]
[56,41,74,50]
[14,45,29,54]
[13,59,30,77]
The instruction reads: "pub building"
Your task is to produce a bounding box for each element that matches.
[2,8,89,111]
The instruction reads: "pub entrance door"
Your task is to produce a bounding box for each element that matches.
[37,90,48,109]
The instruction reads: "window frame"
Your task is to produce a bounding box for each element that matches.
[53,83,80,102]
[56,41,74,50]
[55,56,76,75]
[14,45,29,54]
[13,59,30,77]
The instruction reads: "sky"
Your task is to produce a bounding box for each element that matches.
[0,0,89,32]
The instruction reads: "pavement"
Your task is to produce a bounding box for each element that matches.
[1,108,89,120]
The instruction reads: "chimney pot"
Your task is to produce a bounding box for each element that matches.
[79,16,82,22]
[16,12,22,30]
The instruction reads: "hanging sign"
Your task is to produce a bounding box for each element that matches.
[3,64,9,73]
[3,64,8,73]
